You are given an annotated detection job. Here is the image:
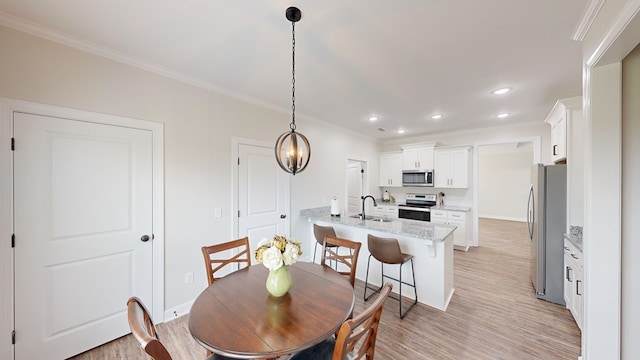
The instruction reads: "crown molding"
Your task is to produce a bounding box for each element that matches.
[572,0,606,41]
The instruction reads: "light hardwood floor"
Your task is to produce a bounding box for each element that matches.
[71,218,581,359]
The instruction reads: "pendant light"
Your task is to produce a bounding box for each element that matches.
[275,6,310,175]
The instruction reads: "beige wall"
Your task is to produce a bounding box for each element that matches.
[478,149,533,221]
[0,24,381,321]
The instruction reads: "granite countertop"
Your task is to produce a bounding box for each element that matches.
[430,205,471,212]
[564,225,583,252]
[300,206,456,242]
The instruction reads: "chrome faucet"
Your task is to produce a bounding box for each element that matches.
[361,195,377,220]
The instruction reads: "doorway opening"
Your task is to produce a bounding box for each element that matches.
[473,138,538,247]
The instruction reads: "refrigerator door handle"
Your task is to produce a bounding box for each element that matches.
[527,184,534,240]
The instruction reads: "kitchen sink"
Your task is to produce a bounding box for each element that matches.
[350,214,375,220]
[349,214,393,222]
[370,217,393,222]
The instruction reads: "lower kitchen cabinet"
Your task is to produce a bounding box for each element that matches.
[430,209,470,250]
[563,238,583,330]
[373,204,398,219]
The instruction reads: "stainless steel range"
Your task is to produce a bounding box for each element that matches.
[398,193,437,222]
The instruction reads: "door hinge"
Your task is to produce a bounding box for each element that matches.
[11,137,15,151]
[11,234,15,248]
[12,330,15,344]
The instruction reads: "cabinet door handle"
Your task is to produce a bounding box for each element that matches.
[566,266,572,281]
[571,253,578,259]
[553,144,558,156]
[576,280,582,296]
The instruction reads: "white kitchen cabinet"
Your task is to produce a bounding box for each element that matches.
[373,204,398,219]
[401,144,435,170]
[545,97,580,164]
[434,146,470,188]
[378,152,402,187]
[430,209,470,250]
[563,238,583,330]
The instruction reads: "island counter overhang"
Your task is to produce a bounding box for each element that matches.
[300,207,457,311]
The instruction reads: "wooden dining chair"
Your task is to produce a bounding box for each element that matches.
[321,235,362,288]
[289,282,393,360]
[201,237,251,286]
[127,297,232,360]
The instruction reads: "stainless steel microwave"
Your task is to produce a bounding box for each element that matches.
[402,170,434,187]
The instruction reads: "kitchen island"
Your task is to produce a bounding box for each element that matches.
[300,207,457,311]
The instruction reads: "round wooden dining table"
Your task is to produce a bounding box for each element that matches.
[188,262,355,359]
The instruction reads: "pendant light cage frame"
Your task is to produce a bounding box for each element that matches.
[275,6,311,176]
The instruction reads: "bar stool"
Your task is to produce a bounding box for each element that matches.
[313,224,338,263]
[364,234,417,319]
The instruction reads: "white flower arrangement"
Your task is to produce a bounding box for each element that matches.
[255,235,303,271]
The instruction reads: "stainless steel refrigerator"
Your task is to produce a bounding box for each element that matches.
[527,164,566,305]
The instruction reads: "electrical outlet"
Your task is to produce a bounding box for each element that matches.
[214,207,222,218]
[185,272,194,284]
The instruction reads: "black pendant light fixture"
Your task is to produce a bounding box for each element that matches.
[275,6,310,175]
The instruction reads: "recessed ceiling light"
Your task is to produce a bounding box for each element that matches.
[497,113,511,118]
[397,129,406,134]
[431,114,443,120]
[492,87,512,95]
[369,116,379,121]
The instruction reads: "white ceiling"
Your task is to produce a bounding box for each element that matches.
[0,0,587,140]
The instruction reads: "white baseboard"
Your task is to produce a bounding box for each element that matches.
[162,300,194,323]
[478,214,526,222]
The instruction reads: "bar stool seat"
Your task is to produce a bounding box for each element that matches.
[313,224,338,263]
[364,234,417,319]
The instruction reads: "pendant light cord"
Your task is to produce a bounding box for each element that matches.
[290,21,296,131]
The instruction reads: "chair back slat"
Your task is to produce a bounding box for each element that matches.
[201,237,251,285]
[321,236,361,287]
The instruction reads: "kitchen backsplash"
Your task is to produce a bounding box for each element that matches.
[380,187,472,207]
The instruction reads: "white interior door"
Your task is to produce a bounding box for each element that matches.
[347,161,363,215]
[13,112,154,359]
[238,143,290,254]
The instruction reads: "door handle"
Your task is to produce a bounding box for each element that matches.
[280,214,287,219]
[140,234,150,242]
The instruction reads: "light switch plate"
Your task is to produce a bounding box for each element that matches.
[214,208,222,218]
[185,272,194,284]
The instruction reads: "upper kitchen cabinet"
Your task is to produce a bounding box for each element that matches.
[379,151,402,187]
[401,143,435,170]
[545,97,581,164]
[434,146,471,188]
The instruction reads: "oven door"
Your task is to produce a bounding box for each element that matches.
[398,207,430,222]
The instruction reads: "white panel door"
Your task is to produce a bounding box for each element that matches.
[13,112,153,359]
[347,162,363,215]
[238,143,289,254]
